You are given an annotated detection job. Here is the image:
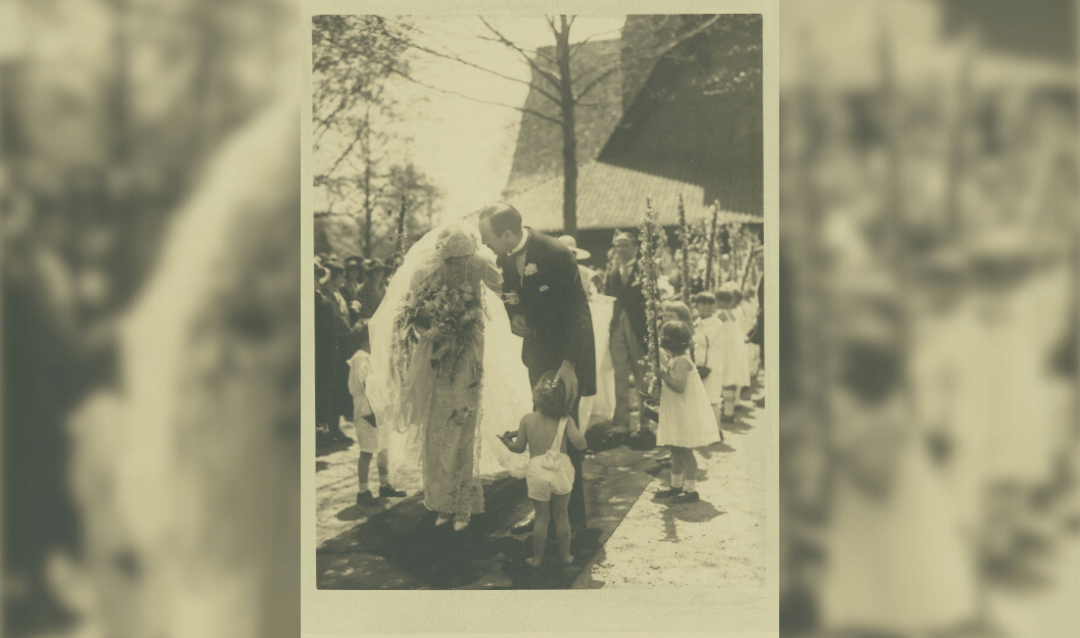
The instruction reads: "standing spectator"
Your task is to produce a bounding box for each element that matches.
[357,258,390,319]
[315,263,344,443]
[323,256,358,440]
[605,231,649,435]
[341,256,365,324]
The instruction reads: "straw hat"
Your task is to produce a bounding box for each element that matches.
[558,235,591,260]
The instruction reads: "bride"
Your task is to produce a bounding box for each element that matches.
[366,220,530,530]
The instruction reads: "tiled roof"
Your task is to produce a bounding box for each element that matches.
[502,38,627,198]
[504,160,761,233]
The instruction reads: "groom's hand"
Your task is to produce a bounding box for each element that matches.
[555,360,578,406]
[510,314,530,338]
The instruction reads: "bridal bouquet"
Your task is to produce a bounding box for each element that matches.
[395,278,484,381]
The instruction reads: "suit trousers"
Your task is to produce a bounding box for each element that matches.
[609,311,646,431]
[528,366,588,529]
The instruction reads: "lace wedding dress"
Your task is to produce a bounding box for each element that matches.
[367,221,530,525]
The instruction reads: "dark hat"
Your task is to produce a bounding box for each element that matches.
[322,255,345,273]
[344,255,365,271]
[612,230,636,246]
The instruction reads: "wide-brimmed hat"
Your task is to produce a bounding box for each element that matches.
[557,235,591,260]
[322,255,345,273]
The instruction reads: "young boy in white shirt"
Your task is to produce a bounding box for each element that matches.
[348,327,406,506]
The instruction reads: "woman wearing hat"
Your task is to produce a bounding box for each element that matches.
[356,258,390,320]
[558,235,598,300]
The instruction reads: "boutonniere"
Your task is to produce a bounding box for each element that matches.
[522,263,539,277]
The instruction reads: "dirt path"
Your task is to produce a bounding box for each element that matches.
[314,378,768,590]
[573,382,769,588]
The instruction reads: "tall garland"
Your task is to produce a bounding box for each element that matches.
[705,201,719,290]
[391,197,408,275]
[676,194,692,307]
[637,198,666,406]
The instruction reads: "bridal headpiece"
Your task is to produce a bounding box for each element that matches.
[436,222,481,259]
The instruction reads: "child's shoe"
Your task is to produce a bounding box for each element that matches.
[670,491,700,504]
[356,491,379,506]
[379,484,407,498]
[654,486,683,498]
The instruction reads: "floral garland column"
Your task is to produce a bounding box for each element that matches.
[677,194,692,307]
[391,198,408,276]
[637,198,666,423]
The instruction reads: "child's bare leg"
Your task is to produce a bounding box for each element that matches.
[670,446,685,484]
[683,448,699,484]
[528,499,551,567]
[376,449,389,477]
[357,452,374,492]
[723,387,736,418]
[551,493,573,564]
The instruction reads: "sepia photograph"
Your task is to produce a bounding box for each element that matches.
[306,11,771,595]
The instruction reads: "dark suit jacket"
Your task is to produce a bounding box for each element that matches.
[498,229,597,397]
[604,260,649,346]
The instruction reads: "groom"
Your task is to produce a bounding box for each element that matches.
[478,203,596,534]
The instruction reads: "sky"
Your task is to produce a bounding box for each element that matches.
[313,16,626,223]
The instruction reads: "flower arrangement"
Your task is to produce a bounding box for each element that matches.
[705,201,719,289]
[676,194,692,307]
[394,276,484,383]
[391,198,408,275]
[637,198,667,422]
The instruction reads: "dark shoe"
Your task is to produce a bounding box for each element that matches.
[379,484,406,498]
[670,491,700,504]
[654,486,683,498]
[511,519,535,534]
[355,491,379,506]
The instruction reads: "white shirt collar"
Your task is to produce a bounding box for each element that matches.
[510,229,530,256]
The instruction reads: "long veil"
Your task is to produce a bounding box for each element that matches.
[366,220,530,488]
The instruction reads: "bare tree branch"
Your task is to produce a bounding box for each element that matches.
[478,17,563,91]
[546,15,559,38]
[574,67,618,103]
[568,28,623,58]
[322,125,365,179]
[391,70,564,125]
[384,28,565,108]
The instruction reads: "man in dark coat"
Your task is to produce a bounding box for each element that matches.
[478,203,596,533]
[604,231,649,434]
[315,263,346,443]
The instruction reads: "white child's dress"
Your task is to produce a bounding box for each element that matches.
[715,309,750,388]
[822,390,977,635]
[694,315,726,405]
[735,301,761,377]
[657,354,723,449]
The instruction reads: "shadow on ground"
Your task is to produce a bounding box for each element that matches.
[316,378,766,590]
[316,432,663,590]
